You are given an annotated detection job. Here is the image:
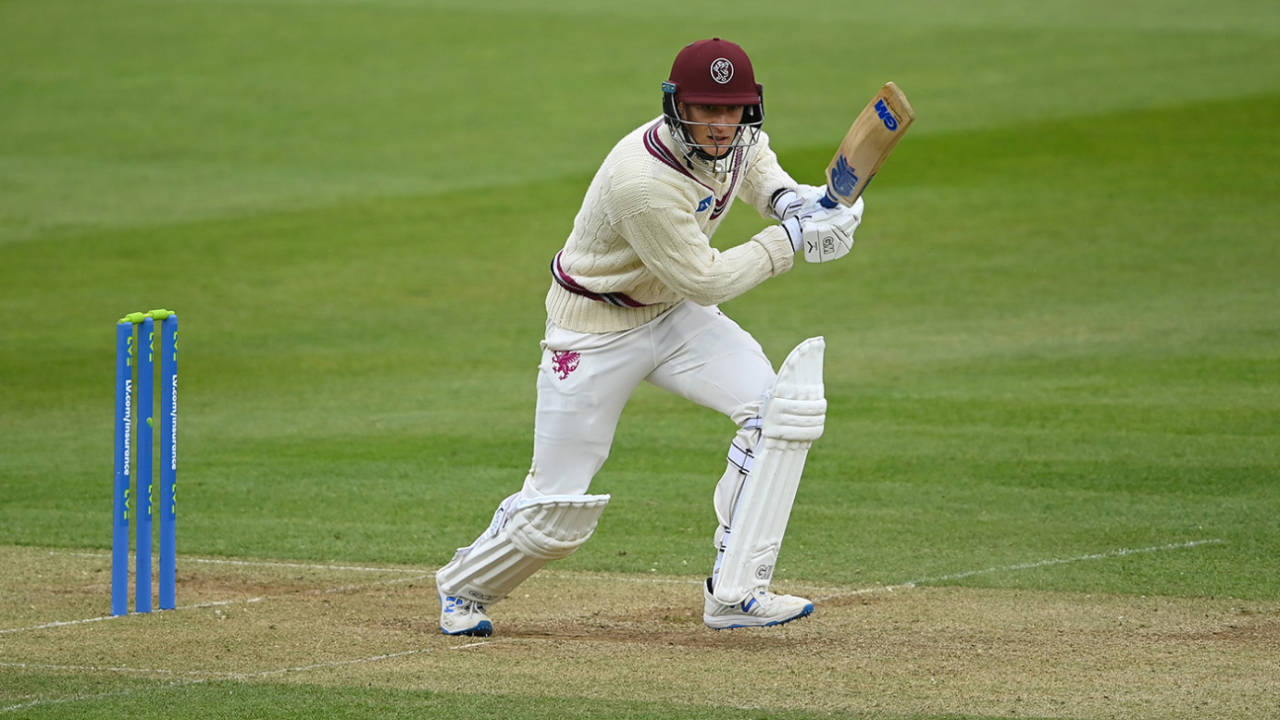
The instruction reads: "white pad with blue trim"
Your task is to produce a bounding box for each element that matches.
[713,337,826,605]
[436,493,610,604]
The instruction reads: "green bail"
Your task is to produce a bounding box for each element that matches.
[118,308,175,324]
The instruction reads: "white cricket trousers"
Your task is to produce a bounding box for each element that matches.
[520,300,775,498]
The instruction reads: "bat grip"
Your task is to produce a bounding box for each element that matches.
[819,191,839,209]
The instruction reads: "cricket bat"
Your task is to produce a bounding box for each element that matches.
[819,82,916,208]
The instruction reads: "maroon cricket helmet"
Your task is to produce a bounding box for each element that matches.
[660,38,765,170]
[664,37,763,106]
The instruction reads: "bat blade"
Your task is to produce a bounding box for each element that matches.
[821,81,916,208]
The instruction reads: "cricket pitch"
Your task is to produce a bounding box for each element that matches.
[2,545,1276,718]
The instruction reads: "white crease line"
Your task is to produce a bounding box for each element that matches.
[182,557,423,574]
[449,639,500,650]
[1,683,198,714]
[0,646,457,713]
[56,550,423,574]
[312,573,434,596]
[0,573,428,636]
[0,661,213,677]
[539,570,693,585]
[3,641,497,682]
[0,598,259,636]
[813,538,1225,602]
[0,613,119,635]
[227,647,433,679]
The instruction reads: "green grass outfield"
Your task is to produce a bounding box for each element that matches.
[2,1,1278,718]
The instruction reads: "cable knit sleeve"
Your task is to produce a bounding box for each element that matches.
[610,177,794,307]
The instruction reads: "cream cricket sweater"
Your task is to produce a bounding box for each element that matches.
[545,118,798,333]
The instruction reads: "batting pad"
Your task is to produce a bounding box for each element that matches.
[436,493,610,604]
[713,337,826,605]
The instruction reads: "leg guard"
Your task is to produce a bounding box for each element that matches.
[710,417,762,585]
[712,337,826,605]
[435,493,610,604]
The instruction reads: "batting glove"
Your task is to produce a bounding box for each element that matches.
[796,183,829,216]
[781,195,864,263]
[770,188,802,221]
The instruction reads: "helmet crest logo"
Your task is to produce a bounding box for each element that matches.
[710,58,734,85]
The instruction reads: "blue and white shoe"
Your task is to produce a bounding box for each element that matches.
[439,591,493,637]
[702,578,813,630]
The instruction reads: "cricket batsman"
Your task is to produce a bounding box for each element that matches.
[435,37,864,636]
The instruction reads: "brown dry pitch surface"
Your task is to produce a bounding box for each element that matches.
[2,545,1277,718]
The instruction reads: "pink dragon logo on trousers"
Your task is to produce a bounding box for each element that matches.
[551,350,580,380]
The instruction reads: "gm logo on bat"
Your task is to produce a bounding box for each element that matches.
[830,155,859,198]
[875,99,899,131]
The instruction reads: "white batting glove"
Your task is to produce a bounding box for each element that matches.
[771,184,830,221]
[770,188,802,221]
[781,195,864,263]
[796,183,829,216]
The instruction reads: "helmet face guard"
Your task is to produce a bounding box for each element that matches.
[661,38,765,175]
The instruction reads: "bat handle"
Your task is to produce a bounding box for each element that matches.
[819,188,840,209]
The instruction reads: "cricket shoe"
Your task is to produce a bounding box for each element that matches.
[702,578,814,630]
[438,591,493,637]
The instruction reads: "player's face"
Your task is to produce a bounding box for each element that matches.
[680,103,746,158]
